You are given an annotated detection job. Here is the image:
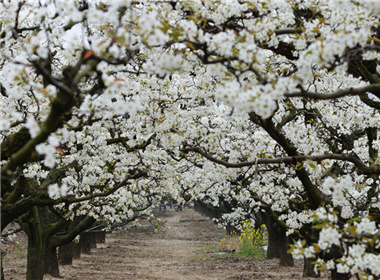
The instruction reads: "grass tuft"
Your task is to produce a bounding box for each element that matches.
[205,220,268,258]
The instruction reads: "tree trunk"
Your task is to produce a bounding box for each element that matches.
[265,214,293,266]
[73,241,81,259]
[303,257,320,278]
[58,242,73,265]
[330,269,350,280]
[80,232,92,254]
[1,254,5,280]
[19,207,46,280]
[19,207,66,279]
[279,232,294,266]
[16,205,96,280]
[57,217,96,264]
[25,234,45,280]
[44,215,96,274]
[88,231,97,249]
[45,243,60,277]
[92,230,106,243]
[266,221,280,259]
[323,246,350,280]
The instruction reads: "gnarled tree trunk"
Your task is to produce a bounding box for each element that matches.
[45,216,96,276]
[19,207,46,280]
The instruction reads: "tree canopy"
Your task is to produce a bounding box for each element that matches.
[1,1,380,279]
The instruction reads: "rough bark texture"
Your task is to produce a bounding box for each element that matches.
[19,207,46,280]
[303,257,320,278]
[58,242,73,265]
[279,233,294,267]
[330,269,351,280]
[89,231,97,249]
[73,242,81,259]
[44,214,96,276]
[266,215,294,266]
[80,232,92,254]
[17,205,96,279]
[92,230,106,243]
[266,214,281,259]
[44,244,59,277]
[266,226,281,259]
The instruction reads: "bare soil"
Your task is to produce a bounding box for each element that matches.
[2,207,331,280]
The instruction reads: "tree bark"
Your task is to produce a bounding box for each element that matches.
[18,205,96,279]
[45,243,59,277]
[92,230,106,243]
[265,214,294,266]
[303,257,320,278]
[73,241,81,259]
[279,232,294,267]
[266,225,280,259]
[58,242,73,265]
[1,253,5,280]
[80,232,92,254]
[330,269,351,280]
[19,207,46,280]
[88,231,97,249]
[57,217,92,264]
[45,215,96,275]
[324,246,351,280]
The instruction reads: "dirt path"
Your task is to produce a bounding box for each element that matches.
[3,207,330,280]
[58,207,230,280]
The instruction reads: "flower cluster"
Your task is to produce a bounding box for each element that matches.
[1,1,380,279]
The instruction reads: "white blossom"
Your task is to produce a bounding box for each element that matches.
[25,118,41,138]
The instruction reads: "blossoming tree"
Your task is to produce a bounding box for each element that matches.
[1,1,380,280]
[167,1,380,279]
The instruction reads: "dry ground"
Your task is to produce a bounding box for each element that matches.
[2,207,331,280]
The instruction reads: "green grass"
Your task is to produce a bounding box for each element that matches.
[204,244,219,252]
[13,243,27,259]
[204,221,268,258]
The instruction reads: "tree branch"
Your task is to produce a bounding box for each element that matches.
[181,146,380,175]
[285,84,380,100]
[274,28,303,35]
[1,170,148,214]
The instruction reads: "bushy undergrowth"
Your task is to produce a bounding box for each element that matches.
[238,222,267,258]
[207,221,268,258]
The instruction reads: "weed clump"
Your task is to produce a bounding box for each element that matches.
[208,220,268,258]
[237,221,267,258]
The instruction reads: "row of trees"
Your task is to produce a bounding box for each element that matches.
[1,1,380,279]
